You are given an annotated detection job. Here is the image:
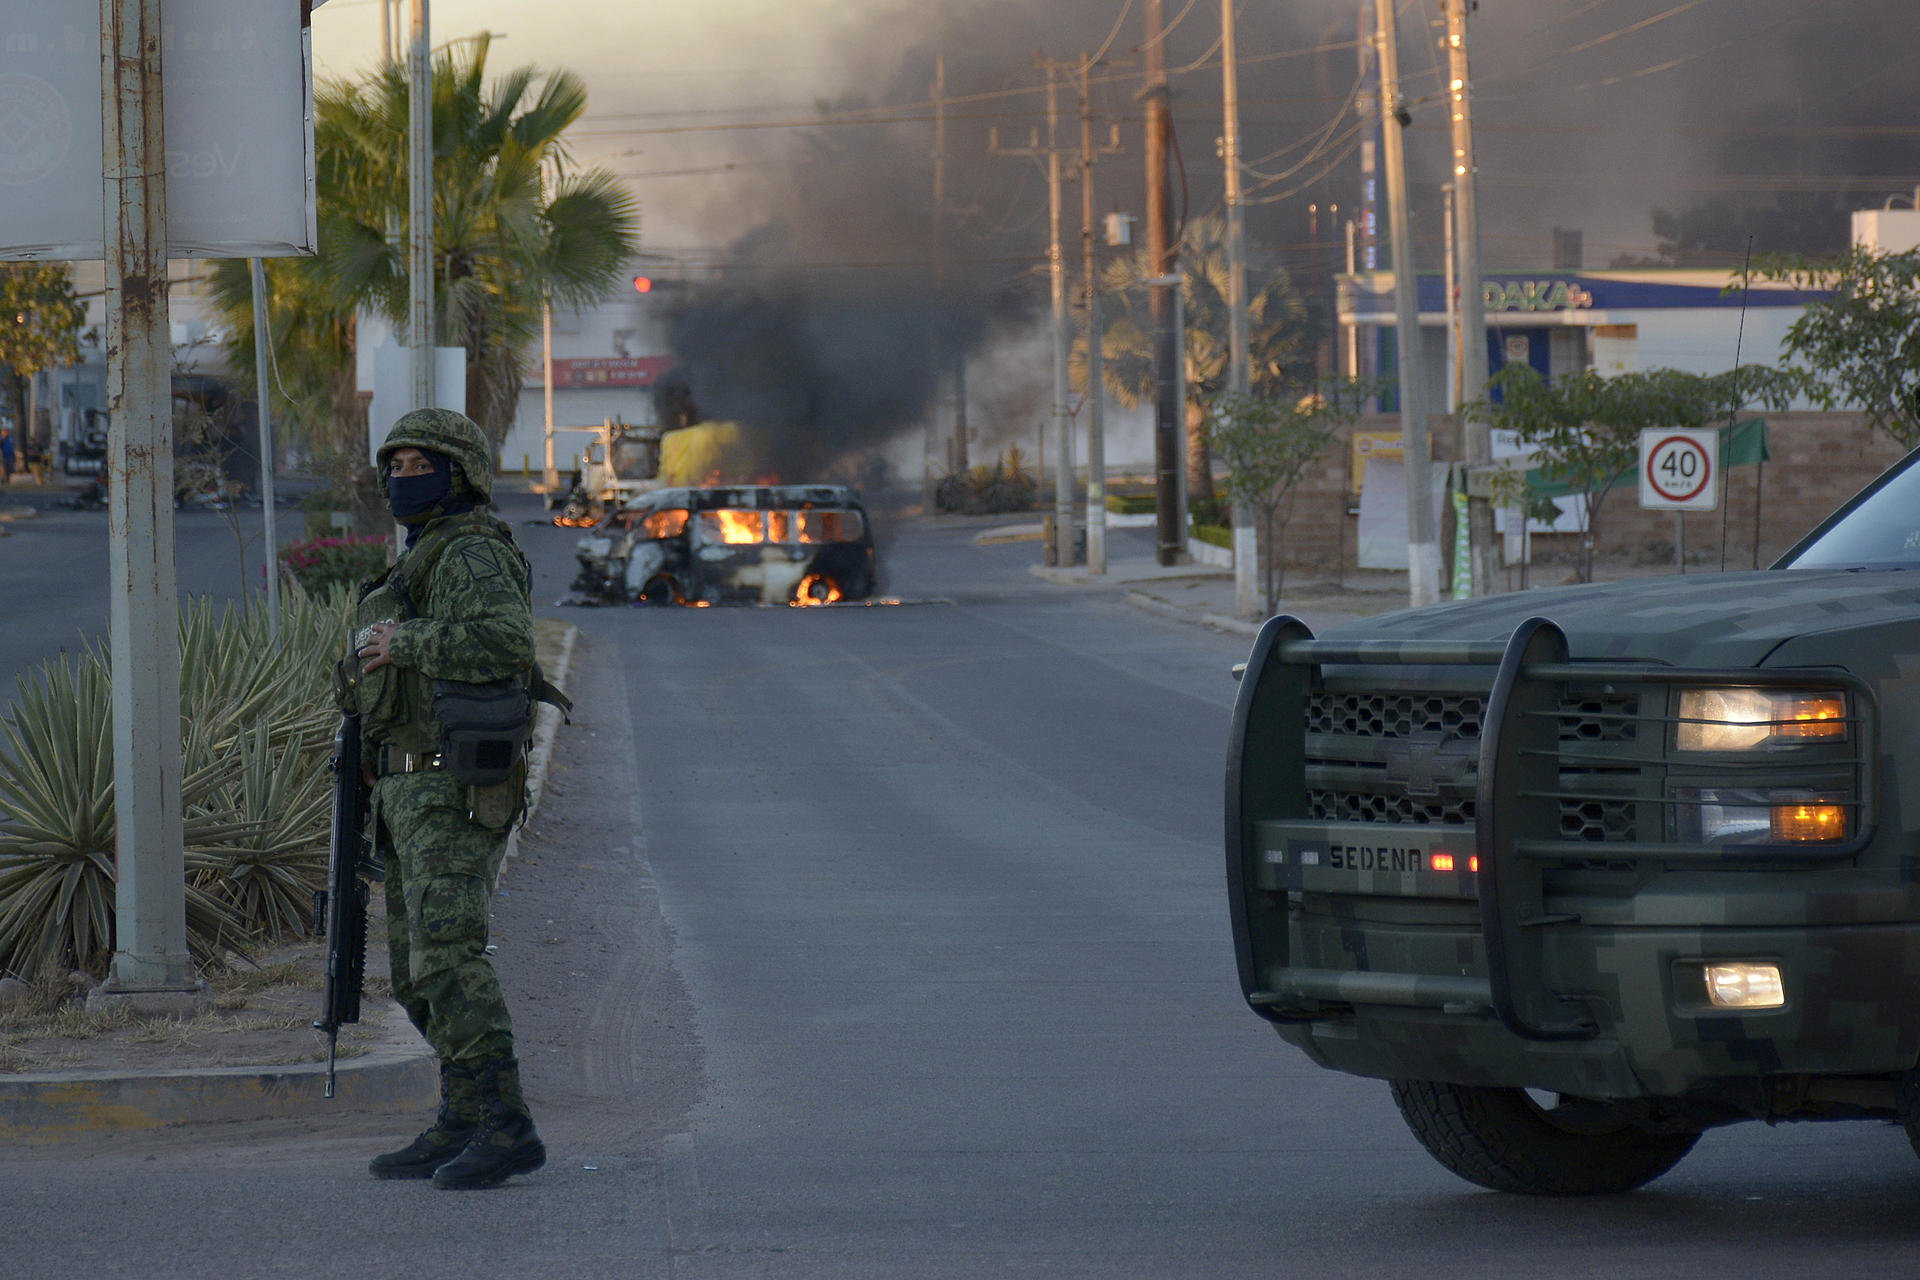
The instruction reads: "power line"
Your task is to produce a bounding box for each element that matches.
[1562,0,1709,56]
[572,38,1363,137]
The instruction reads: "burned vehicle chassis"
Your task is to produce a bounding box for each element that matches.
[571,484,876,607]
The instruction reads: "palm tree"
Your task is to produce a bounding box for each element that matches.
[216,37,638,464]
[1082,215,1310,508]
[208,254,363,503]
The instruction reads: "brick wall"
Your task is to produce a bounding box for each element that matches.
[1249,411,1909,577]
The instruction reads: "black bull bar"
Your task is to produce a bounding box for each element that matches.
[1224,615,1877,1044]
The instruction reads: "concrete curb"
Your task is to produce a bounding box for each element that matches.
[0,623,581,1143]
[501,620,578,872]
[0,1003,438,1144]
[1123,589,1260,637]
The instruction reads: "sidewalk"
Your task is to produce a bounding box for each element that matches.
[981,522,1414,638]
[0,627,579,1144]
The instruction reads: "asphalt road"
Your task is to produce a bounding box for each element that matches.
[0,494,299,701]
[5,495,1920,1278]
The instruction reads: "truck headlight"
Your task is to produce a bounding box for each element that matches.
[1676,788,1849,845]
[1703,962,1786,1010]
[1675,688,1847,752]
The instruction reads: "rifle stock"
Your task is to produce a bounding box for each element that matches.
[315,710,370,1099]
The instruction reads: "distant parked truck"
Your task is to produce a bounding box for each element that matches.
[571,484,877,606]
[552,417,664,525]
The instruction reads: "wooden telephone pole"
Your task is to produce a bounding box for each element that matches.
[1143,0,1181,566]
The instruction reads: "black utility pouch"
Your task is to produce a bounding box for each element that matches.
[432,679,533,785]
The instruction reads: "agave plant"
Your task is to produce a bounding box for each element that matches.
[179,594,343,758]
[0,588,356,978]
[188,722,332,942]
[0,651,250,979]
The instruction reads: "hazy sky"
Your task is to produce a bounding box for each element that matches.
[304,1,1920,471]
[310,0,1920,278]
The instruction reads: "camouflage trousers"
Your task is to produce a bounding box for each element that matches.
[375,771,515,1068]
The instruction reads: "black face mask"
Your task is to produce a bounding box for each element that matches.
[387,452,454,523]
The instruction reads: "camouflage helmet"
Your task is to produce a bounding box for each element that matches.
[377,408,494,502]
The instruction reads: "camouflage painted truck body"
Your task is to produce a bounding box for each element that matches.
[1226,450,1920,1192]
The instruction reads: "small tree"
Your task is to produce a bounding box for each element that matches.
[1470,364,1795,582]
[1208,383,1369,613]
[1753,246,1920,446]
[0,264,86,463]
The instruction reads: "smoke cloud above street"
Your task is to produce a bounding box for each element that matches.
[311,0,1920,468]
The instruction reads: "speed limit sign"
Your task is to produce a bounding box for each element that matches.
[1638,428,1719,511]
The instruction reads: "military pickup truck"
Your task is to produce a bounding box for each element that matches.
[1227,447,1920,1195]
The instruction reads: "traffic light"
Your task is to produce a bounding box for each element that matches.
[632,276,653,294]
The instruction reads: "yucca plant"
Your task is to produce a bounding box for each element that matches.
[189,723,331,942]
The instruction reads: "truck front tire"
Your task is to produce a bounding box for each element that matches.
[1389,1079,1699,1195]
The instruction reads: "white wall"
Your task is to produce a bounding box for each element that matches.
[495,283,672,469]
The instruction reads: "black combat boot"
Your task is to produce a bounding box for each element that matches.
[432,1056,546,1190]
[370,1061,480,1179]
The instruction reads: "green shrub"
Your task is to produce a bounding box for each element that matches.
[935,447,1038,515]
[1191,523,1231,549]
[1187,495,1230,529]
[280,535,388,596]
[1105,492,1158,515]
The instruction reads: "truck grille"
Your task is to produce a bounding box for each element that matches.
[1305,688,1644,839]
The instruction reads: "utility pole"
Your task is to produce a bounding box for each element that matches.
[1442,183,1458,413]
[97,0,191,1007]
[1044,63,1072,569]
[408,0,433,411]
[1446,0,1497,596]
[1221,0,1259,617]
[1376,0,1440,606]
[541,291,556,497]
[249,259,282,638]
[1078,54,1123,575]
[927,55,945,510]
[537,156,555,498]
[1143,0,1181,566]
[992,61,1075,568]
[380,0,392,65]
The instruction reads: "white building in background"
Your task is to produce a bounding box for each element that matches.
[1337,266,1828,419]
[497,269,676,477]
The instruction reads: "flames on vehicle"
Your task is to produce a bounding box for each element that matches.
[567,484,879,608]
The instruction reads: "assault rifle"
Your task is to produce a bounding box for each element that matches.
[314,711,370,1099]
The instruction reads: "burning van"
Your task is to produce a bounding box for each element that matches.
[570,484,877,606]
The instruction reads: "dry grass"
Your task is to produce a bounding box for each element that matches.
[533,619,573,687]
[0,937,389,1074]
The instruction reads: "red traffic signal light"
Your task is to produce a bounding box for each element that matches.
[632,276,653,293]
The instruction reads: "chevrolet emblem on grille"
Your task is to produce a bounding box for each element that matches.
[1382,731,1473,797]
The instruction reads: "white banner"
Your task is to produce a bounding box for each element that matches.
[0,0,316,259]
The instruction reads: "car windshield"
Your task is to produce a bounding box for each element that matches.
[1779,453,1920,569]
[609,438,657,480]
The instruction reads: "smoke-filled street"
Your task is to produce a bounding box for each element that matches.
[6,498,1920,1279]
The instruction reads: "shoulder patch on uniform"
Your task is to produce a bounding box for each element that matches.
[457,541,508,584]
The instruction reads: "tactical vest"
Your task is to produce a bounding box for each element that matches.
[344,512,534,758]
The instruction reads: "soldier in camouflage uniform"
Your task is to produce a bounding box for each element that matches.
[345,408,546,1190]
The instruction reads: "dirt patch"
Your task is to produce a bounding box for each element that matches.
[0,936,399,1077]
